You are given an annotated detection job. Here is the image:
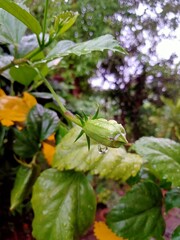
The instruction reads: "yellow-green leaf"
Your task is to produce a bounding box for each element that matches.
[53,126,142,181]
[53,11,79,36]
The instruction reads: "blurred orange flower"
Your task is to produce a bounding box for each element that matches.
[0,90,37,127]
[94,221,127,240]
[42,134,56,165]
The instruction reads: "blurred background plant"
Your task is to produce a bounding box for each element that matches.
[23,0,180,142]
[149,97,180,140]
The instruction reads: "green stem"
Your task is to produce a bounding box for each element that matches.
[14,155,32,168]
[42,0,49,47]
[0,62,13,74]
[32,65,82,127]
[25,38,53,60]
[0,58,28,74]
[0,38,52,74]
[10,81,15,96]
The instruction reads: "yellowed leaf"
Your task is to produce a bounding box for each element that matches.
[23,92,37,109]
[42,134,55,165]
[94,221,127,240]
[1,118,14,126]
[0,89,6,96]
[0,92,37,127]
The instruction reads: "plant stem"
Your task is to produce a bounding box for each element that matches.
[32,65,82,127]
[0,58,28,74]
[42,0,49,47]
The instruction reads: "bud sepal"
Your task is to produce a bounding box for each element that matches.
[83,118,128,148]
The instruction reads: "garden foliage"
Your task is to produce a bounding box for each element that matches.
[0,1,179,239]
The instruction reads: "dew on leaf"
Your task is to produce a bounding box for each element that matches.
[98,145,108,154]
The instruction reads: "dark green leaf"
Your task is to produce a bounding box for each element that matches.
[172,226,180,240]
[0,0,42,35]
[53,126,142,181]
[0,8,26,45]
[134,137,180,187]
[10,65,37,86]
[27,104,59,141]
[13,104,59,158]
[31,169,96,240]
[165,188,180,212]
[127,168,157,186]
[106,181,165,240]
[13,128,40,158]
[10,164,40,211]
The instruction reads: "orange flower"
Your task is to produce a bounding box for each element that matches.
[0,90,37,127]
[94,221,127,240]
[42,134,56,165]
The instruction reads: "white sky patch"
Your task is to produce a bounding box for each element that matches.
[136,3,146,16]
[156,25,180,60]
[90,75,116,90]
[156,39,180,60]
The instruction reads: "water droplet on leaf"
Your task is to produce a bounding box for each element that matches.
[98,145,108,154]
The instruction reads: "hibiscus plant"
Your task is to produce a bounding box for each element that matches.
[0,1,180,240]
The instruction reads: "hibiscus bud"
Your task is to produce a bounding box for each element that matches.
[83,118,128,148]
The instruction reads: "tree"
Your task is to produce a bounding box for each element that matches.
[35,0,180,140]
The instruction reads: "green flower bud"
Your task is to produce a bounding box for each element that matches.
[83,118,128,148]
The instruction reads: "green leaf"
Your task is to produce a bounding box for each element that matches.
[46,34,127,61]
[53,11,79,36]
[46,40,75,59]
[172,226,180,240]
[106,181,165,240]
[13,104,59,158]
[165,188,180,212]
[27,104,59,142]
[55,124,69,144]
[31,169,96,240]
[0,0,42,35]
[13,128,40,158]
[10,164,40,211]
[134,137,180,187]
[10,65,37,86]
[0,8,26,45]
[53,126,142,181]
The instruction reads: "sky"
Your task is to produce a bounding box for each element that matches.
[156,26,180,62]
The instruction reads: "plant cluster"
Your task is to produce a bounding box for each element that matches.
[0,1,179,240]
